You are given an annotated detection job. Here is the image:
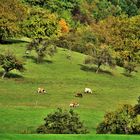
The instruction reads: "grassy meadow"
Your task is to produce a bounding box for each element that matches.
[0,42,140,139]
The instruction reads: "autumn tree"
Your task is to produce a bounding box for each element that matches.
[0,51,25,79]
[92,15,140,74]
[0,0,27,40]
[59,19,69,34]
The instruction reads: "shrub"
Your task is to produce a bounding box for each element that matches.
[36,108,88,134]
[96,103,140,134]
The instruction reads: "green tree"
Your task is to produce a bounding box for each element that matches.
[26,38,56,63]
[84,44,116,73]
[36,108,88,134]
[109,0,139,17]
[21,7,59,39]
[91,0,122,21]
[0,51,25,79]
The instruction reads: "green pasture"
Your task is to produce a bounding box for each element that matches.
[0,42,140,139]
[1,134,140,140]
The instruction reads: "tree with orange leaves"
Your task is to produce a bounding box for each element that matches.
[59,19,69,33]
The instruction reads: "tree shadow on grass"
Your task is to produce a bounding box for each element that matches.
[23,55,37,63]
[23,55,53,64]
[79,64,113,76]
[0,72,24,79]
[0,39,29,44]
[122,72,133,77]
[42,59,53,64]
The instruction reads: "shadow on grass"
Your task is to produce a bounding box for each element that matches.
[0,39,29,44]
[23,55,53,64]
[0,72,24,79]
[79,64,113,76]
[23,55,37,63]
[43,59,53,64]
[122,72,133,77]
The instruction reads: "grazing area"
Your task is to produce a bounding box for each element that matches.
[0,43,140,139]
[1,0,140,139]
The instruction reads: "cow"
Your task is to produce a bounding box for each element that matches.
[84,88,92,94]
[75,93,83,98]
[69,102,79,108]
[37,87,46,94]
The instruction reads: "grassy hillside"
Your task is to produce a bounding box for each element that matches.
[0,42,140,136]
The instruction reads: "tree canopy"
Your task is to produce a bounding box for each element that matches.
[0,0,27,40]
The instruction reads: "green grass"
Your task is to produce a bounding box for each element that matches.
[0,43,140,139]
[1,134,140,140]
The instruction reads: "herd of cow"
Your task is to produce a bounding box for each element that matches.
[37,87,93,108]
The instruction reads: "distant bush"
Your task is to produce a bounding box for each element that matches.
[36,108,88,134]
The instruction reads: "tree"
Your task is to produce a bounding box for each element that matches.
[57,26,98,53]
[21,7,59,39]
[0,0,27,40]
[96,103,140,134]
[0,51,25,79]
[36,108,88,134]
[26,38,56,63]
[59,19,69,34]
[92,15,140,74]
[134,96,140,116]
[84,44,116,73]
[22,0,83,27]
[109,0,139,17]
[90,0,122,21]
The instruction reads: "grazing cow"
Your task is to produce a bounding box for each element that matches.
[75,93,83,98]
[69,102,79,108]
[84,88,92,94]
[37,87,46,94]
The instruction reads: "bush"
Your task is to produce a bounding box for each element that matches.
[36,108,88,134]
[134,96,140,116]
[96,102,140,134]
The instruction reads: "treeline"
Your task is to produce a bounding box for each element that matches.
[0,0,140,75]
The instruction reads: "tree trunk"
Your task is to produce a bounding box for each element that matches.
[37,55,43,63]
[2,71,7,79]
[96,64,101,73]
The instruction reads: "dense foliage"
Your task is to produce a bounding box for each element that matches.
[21,8,59,39]
[96,97,140,134]
[0,0,27,40]
[36,108,88,134]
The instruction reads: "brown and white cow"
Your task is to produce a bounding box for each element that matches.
[37,87,46,94]
[69,102,79,108]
